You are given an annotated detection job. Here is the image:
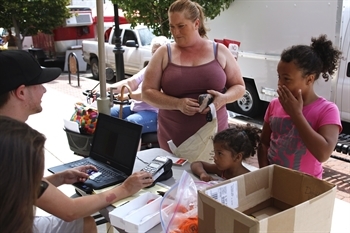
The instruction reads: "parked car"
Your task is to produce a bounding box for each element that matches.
[82,24,155,80]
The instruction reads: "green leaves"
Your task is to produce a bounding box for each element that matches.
[112,0,234,38]
[0,0,234,47]
[0,0,71,47]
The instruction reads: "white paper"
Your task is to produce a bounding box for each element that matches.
[63,119,80,133]
[205,181,238,209]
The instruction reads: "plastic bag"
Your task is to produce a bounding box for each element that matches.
[160,172,217,233]
[168,104,217,163]
[70,102,98,135]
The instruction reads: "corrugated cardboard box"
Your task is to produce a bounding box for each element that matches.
[198,165,336,233]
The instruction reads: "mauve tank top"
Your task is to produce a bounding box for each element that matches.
[158,42,228,152]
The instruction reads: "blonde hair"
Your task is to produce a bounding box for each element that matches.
[168,0,208,38]
[151,36,169,54]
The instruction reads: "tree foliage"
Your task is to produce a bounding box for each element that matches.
[0,0,70,49]
[113,0,234,38]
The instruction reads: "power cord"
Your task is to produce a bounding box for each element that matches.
[137,156,148,164]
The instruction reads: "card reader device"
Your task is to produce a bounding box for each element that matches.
[141,156,173,185]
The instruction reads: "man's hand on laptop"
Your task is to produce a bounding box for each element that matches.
[60,165,98,184]
[120,171,153,196]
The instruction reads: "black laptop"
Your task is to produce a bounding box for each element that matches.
[48,113,142,190]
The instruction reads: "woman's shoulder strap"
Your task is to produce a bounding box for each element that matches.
[213,42,218,58]
[166,43,172,62]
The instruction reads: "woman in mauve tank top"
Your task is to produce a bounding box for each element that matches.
[142,0,245,153]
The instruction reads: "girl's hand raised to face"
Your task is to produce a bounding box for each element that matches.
[277,85,303,117]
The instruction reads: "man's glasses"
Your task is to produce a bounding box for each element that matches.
[38,180,49,198]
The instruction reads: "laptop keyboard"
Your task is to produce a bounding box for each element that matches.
[68,160,125,183]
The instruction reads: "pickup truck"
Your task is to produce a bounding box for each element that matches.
[82,24,155,80]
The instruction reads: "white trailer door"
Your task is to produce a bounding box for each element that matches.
[336,4,350,122]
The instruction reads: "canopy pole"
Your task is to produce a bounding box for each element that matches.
[96,0,110,115]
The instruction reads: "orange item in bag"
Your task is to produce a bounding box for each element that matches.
[170,217,198,233]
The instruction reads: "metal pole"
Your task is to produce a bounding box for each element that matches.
[113,4,125,82]
[96,0,110,115]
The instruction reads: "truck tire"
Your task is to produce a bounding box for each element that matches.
[90,58,99,80]
[230,82,262,118]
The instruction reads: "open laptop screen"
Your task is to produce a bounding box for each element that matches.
[90,113,143,175]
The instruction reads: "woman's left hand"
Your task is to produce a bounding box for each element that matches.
[199,90,226,114]
[61,165,98,184]
[277,85,303,117]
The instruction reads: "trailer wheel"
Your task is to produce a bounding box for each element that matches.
[90,58,99,80]
[231,82,262,118]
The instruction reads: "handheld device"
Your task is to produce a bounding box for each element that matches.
[141,156,173,181]
[198,94,214,112]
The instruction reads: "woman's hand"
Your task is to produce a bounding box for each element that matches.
[120,171,154,196]
[115,93,128,100]
[178,98,200,116]
[200,90,226,114]
[60,165,97,184]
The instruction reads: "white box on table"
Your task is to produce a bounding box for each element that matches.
[124,196,163,233]
[109,192,160,230]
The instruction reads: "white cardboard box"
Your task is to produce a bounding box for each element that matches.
[109,192,160,230]
[198,165,336,232]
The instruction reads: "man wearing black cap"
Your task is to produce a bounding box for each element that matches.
[0,50,97,233]
[0,50,154,233]
[0,50,61,121]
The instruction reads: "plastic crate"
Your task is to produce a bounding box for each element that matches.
[64,128,93,157]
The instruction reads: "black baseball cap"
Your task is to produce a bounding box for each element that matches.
[0,50,61,95]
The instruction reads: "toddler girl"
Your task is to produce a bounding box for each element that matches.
[191,124,261,181]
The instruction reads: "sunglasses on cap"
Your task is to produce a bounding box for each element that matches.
[38,180,49,198]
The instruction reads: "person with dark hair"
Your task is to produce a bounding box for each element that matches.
[0,50,154,233]
[191,124,261,181]
[4,29,17,50]
[0,115,46,233]
[142,0,245,153]
[257,34,342,179]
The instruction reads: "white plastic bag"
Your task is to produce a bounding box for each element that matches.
[168,104,217,163]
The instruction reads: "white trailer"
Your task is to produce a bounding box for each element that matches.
[206,0,350,123]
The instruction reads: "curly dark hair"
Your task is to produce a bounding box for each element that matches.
[280,34,342,82]
[213,124,261,160]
